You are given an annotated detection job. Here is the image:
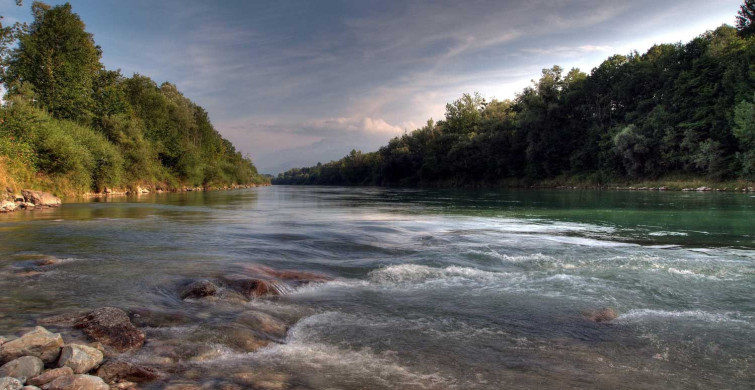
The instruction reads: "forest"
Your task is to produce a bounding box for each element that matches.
[0,2,267,196]
[275,3,755,188]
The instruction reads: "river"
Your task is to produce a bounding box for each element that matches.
[1,186,753,389]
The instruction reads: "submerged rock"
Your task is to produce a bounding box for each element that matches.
[0,327,64,364]
[94,360,159,384]
[0,356,44,379]
[0,377,23,390]
[57,344,103,374]
[73,308,145,352]
[236,311,288,339]
[582,308,618,323]
[46,374,109,390]
[27,367,74,387]
[21,190,61,208]
[243,264,332,285]
[180,280,218,300]
[222,276,281,298]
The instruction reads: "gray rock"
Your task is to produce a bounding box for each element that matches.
[0,377,22,390]
[46,375,109,390]
[20,190,61,208]
[0,327,64,364]
[57,345,103,374]
[21,387,41,390]
[73,308,145,352]
[0,356,44,380]
[27,367,74,386]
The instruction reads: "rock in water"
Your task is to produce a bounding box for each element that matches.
[73,308,145,352]
[46,375,109,390]
[582,307,618,323]
[94,360,159,384]
[0,356,44,380]
[180,280,218,299]
[0,327,64,364]
[0,377,23,390]
[27,367,74,386]
[222,276,286,298]
[20,190,61,208]
[57,344,103,374]
[236,311,288,339]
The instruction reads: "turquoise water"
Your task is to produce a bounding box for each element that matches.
[1,186,753,389]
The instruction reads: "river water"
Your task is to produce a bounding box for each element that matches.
[0,186,753,389]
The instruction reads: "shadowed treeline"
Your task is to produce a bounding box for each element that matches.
[275,3,755,187]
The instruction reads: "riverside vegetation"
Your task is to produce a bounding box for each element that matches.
[274,2,755,189]
[0,2,268,203]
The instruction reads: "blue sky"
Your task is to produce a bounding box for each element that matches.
[0,0,744,173]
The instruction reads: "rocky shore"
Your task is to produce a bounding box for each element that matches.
[0,265,333,389]
[1,184,271,214]
[0,190,62,214]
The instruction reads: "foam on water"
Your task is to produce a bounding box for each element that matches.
[617,309,752,326]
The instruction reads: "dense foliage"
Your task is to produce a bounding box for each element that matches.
[275,21,755,187]
[0,2,266,195]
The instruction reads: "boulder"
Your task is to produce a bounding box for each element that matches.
[180,280,218,300]
[236,311,288,339]
[21,386,41,390]
[57,344,103,374]
[21,190,61,208]
[46,375,109,390]
[73,308,145,352]
[0,356,44,379]
[0,327,64,364]
[94,360,158,384]
[582,308,618,323]
[27,367,74,387]
[0,377,22,390]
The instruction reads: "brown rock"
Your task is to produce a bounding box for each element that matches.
[243,264,332,284]
[180,280,218,300]
[222,276,280,298]
[94,360,159,384]
[582,308,618,323]
[21,190,61,208]
[57,344,104,374]
[74,308,145,352]
[28,367,74,386]
[47,375,109,390]
[0,326,64,364]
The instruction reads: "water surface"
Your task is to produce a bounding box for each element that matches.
[1,186,753,389]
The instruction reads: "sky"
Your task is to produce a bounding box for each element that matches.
[0,0,745,174]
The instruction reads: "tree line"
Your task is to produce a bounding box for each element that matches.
[275,2,755,187]
[0,2,267,195]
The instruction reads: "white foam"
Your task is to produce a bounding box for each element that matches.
[617,309,751,325]
[648,231,688,237]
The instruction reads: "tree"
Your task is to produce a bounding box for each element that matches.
[737,0,755,37]
[4,2,102,122]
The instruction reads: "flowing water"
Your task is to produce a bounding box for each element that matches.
[0,186,754,389]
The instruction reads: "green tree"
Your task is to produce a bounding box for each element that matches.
[5,2,102,122]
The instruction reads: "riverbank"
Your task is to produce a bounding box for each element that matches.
[0,184,271,214]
